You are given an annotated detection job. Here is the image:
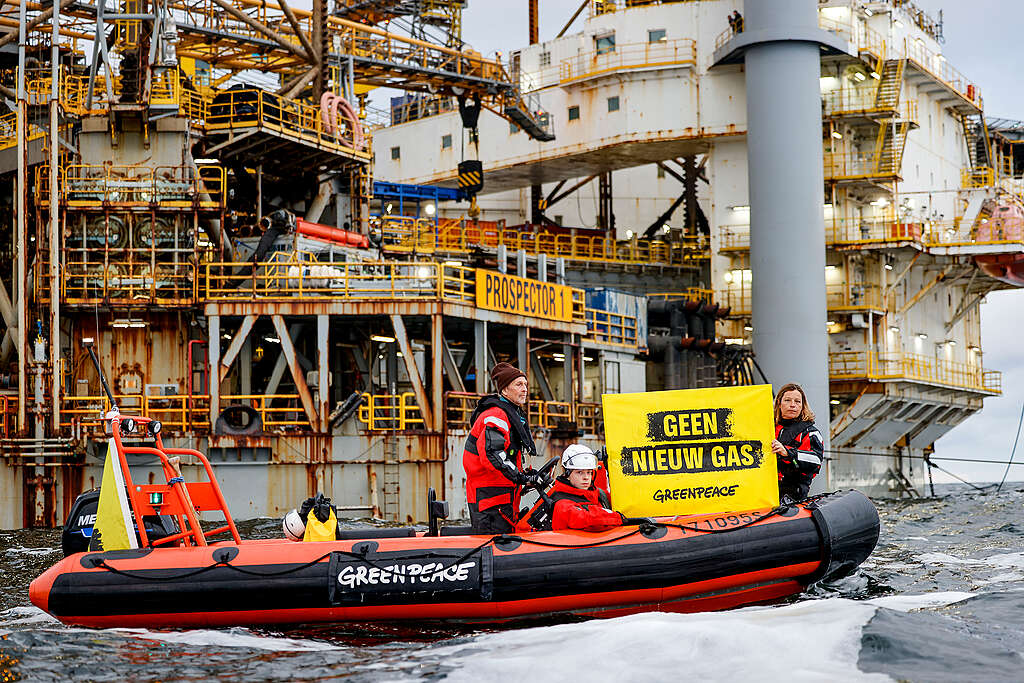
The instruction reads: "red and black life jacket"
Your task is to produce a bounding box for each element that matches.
[463,395,537,514]
[520,476,621,532]
[775,419,824,498]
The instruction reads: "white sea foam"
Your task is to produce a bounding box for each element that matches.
[428,599,894,683]
[109,627,339,652]
[917,551,1024,569]
[867,591,974,612]
[0,605,61,627]
[3,545,61,557]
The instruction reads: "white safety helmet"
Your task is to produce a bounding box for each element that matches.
[561,444,598,471]
[282,509,306,542]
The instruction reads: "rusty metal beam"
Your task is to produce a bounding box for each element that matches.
[391,314,434,431]
[440,334,465,393]
[317,315,329,432]
[884,252,921,299]
[431,314,443,429]
[218,314,257,383]
[271,315,320,431]
[277,0,317,63]
[210,0,312,63]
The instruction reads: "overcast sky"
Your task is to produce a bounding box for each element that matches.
[455,1,1024,483]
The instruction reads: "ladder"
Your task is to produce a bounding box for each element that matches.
[875,119,909,175]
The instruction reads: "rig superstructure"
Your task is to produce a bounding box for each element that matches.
[1,0,1019,526]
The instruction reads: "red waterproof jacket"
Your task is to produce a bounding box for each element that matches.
[548,477,623,532]
[775,419,824,499]
[463,395,535,514]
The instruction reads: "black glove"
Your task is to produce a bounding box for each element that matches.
[621,516,657,526]
[311,492,335,523]
[299,496,315,520]
[524,472,550,489]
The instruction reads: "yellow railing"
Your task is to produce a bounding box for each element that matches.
[716,286,751,316]
[823,151,902,181]
[823,89,918,121]
[826,282,882,310]
[151,69,182,109]
[648,288,715,303]
[818,14,886,64]
[576,402,601,434]
[379,217,705,267]
[60,393,312,433]
[829,351,1000,394]
[529,400,572,430]
[357,392,424,431]
[48,164,225,209]
[204,259,475,303]
[584,308,638,348]
[901,36,982,110]
[205,88,369,158]
[559,39,696,85]
[445,392,589,432]
[0,111,46,153]
[961,166,995,188]
[62,259,197,304]
[826,217,920,245]
[718,227,749,251]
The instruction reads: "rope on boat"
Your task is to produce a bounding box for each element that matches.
[88,495,831,582]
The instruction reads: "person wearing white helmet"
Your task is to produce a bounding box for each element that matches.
[520,444,623,532]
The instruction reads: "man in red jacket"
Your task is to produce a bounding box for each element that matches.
[463,362,543,534]
[520,444,623,532]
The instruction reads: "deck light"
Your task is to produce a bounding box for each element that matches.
[870,71,881,79]
[830,399,841,405]
[443,260,461,267]
[917,333,928,340]
[946,340,957,347]
[831,130,843,139]
[968,345,980,352]
[263,335,280,344]
[744,324,753,331]
[884,263,894,271]
[424,203,436,216]
[625,229,634,238]
[853,71,866,82]
[889,325,900,333]
[370,334,395,343]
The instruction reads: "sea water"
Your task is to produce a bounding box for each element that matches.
[1,483,1022,682]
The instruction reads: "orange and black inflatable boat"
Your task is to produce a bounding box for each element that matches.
[31,489,878,629]
[30,414,879,628]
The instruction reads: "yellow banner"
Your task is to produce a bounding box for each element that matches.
[602,385,779,517]
[475,270,575,322]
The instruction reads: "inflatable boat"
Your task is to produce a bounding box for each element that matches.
[30,416,880,629]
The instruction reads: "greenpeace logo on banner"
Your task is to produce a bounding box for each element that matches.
[337,561,477,589]
[621,441,763,476]
[327,549,492,604]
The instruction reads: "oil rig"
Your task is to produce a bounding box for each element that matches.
[1,0,1020,527]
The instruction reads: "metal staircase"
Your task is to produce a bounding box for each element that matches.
[873,59,905,112]
[875,119,909,175]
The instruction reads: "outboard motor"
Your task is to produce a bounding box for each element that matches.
[61,489,180,557]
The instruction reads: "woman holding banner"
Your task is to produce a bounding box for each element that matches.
[770,383,825,502]
[462,362,543,534]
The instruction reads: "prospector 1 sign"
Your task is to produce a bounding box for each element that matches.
[602,385,779,517]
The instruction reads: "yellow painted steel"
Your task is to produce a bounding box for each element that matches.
[203,88,371,160]
[475,270,576,323]
[42,164,225,209]
[584,307,639,348]
[444,392,596,433]
[357,393,424,431]
[377,217,705,267]
[828,351,1001,394]
[60,393,312,434]
[825,283,883,311]
[559,39,696,85]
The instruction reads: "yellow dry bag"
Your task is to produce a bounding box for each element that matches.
[303,508,338,542]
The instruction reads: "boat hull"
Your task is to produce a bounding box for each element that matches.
[30,490,878,628]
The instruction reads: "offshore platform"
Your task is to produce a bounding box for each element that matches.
[0,0,1020,527]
